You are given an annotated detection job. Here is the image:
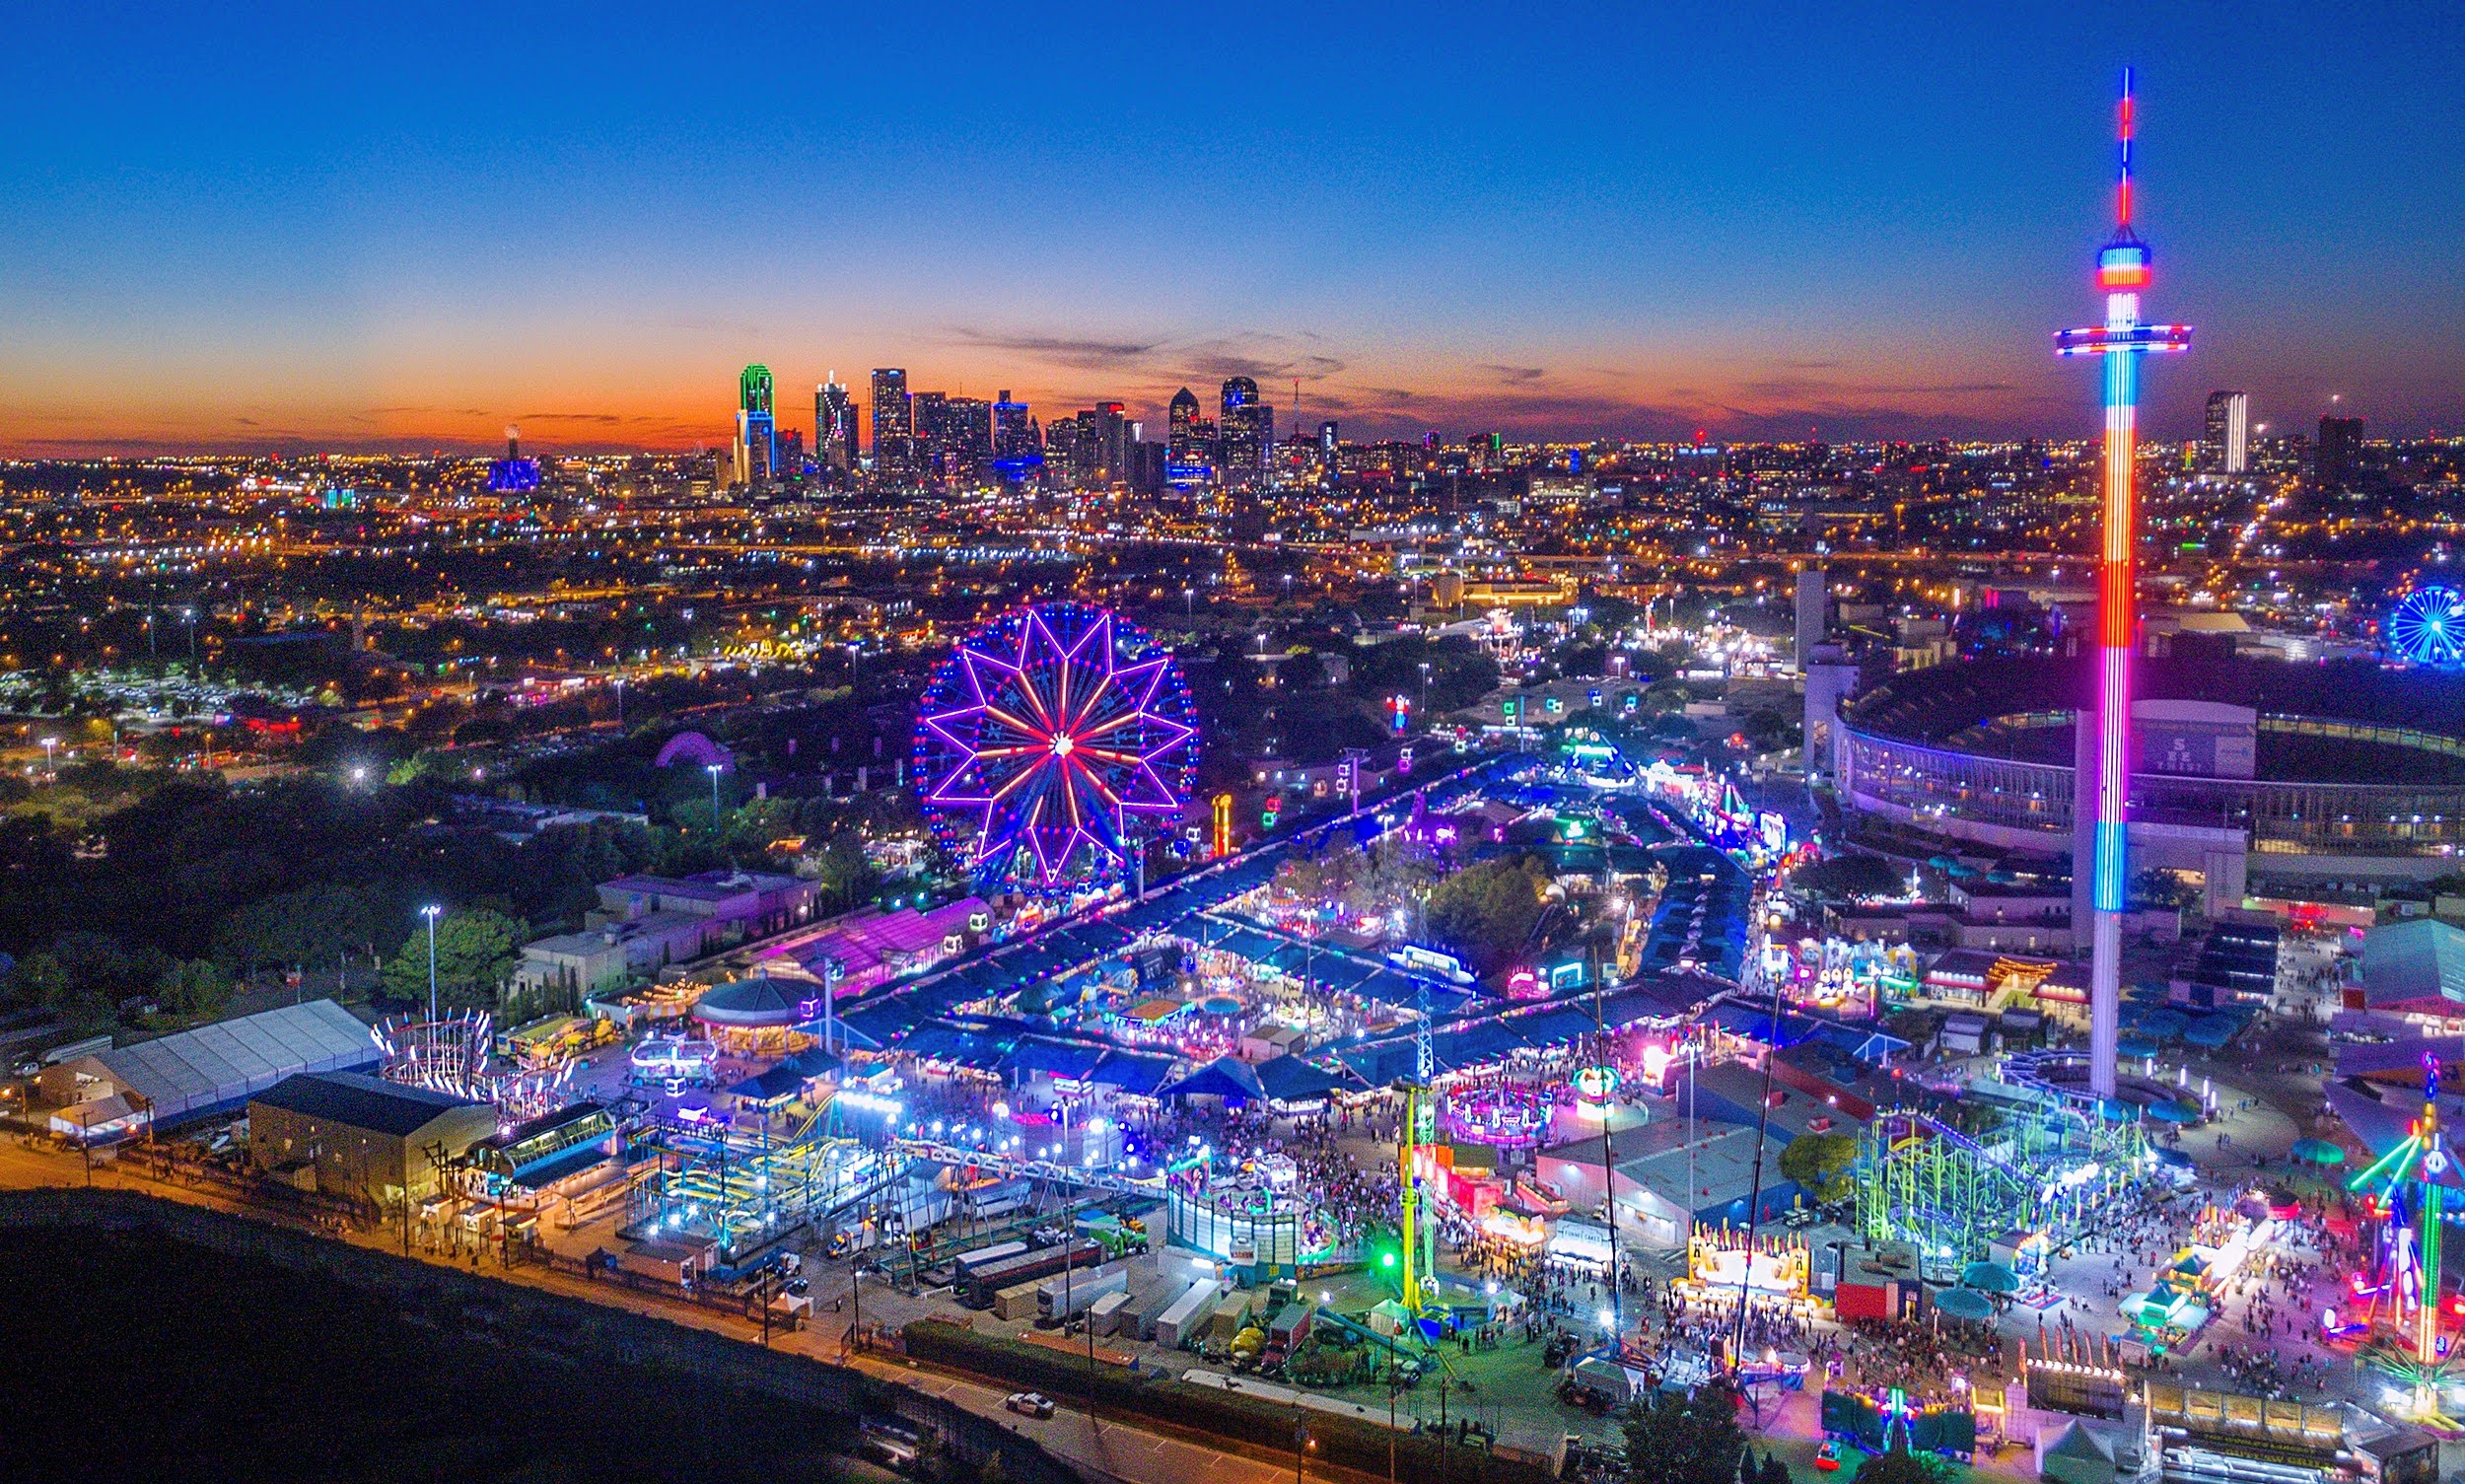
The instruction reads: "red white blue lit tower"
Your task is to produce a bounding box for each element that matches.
[2057,68,2191,1099]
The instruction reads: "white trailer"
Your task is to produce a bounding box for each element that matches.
[1087,1289,1134,1337]
[1155,1278,1224,1350]
[1037,1263,1128,1322]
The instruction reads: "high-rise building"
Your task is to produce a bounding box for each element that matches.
[1166,388,1210,484]
[992,391,1037,479]
[1793,568,1827,670]
[870,369,912,479]
[2317,414,2365,490]
[1219,378,1271,488]
[2203,391,2249,474]
[942,397,992,480]
[815,377,857,472]
[1318,421,1339,456]
[734,364,777,487]
[2055,68,2191,1102]
[911,390,950,478]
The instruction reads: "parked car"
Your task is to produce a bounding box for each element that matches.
[1005,1392,1055,1419]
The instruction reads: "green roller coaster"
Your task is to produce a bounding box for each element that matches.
[1856,1102,2148,1274]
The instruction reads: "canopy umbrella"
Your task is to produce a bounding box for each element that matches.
[2117,1033,2161,1059]
[2140,1009,2191,1040]
[1961,1260,2020,1294]
[1934,1288,1997,1321]
[2144,1099,2198,1124]
[1927,855,1959,871]
[2290,1138,2346,1167]
[2183,1017,2236,1049]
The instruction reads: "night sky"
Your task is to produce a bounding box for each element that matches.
[4,3,2460,454]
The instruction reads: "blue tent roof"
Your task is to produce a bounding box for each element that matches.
[1158,1055,1266,1100]
[1005,1036,1110,1080]
[1087,1051,1179,1096]
[1254,1054,1348,1101]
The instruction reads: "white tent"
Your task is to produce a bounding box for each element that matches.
[95,999,378,1122]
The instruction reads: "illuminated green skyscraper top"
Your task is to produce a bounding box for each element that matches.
[740,364,774,415]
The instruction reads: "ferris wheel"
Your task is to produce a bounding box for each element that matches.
[2389,587,2465,667]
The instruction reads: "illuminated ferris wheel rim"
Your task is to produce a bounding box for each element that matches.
[914,602,1196,889]
[2390,587,2465,667]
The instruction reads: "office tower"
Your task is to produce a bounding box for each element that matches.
[2204,391,2249,474]
[734,364,777,487]
[1319,421,1339,456]
[1220,377,1268,487]
[870,369,912,479]
[2317,414,2365,490]
[1166,388,1210,484]
[1129,441,1167,496]
[992,391,1037,479]
[1793,567,1827,669]
[2055,68,2192,1101]
[942,396,992,479]
[816,376,857,471]
[911,390,950,479]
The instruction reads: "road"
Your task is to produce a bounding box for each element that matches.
[0,1136,1373,1484]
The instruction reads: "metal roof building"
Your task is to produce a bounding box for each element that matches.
[95,998,379,1124]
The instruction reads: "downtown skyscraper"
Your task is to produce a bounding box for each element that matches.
[2204,390,2249,474]
[816,376,857,472]
[871,368,913,480]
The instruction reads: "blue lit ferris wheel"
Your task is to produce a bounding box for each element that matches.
[2389,587,2465,668]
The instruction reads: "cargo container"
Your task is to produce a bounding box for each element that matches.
[952,1239,1029,1278]
[1207,1292,1253,1348]
[1155,1278,1223,1349]
[1037,1263,1128,1322]
[993,1276,1049,1320]
[957,1239,1103,1309]
[609,1237,713,1287]
[1087,1289,1133,1337]
[1267,1303,1313,1349]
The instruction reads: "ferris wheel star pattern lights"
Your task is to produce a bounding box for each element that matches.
[914,602,1197,891]
[2388,587,2465,667]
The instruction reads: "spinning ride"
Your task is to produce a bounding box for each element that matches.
[914,602,1198,893]
[373,1010,576,1122]
[2345,1051,2461,1422]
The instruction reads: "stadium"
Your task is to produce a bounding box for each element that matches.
[1828,657,2465,900]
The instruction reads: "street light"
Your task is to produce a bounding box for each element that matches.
[38,737,58,778]
[706,763,724,827]
[420,904,443,1022]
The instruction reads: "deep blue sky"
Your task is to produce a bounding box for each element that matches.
[3,3,2459,452]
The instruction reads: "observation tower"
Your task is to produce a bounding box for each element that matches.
[2057,68,2191,1099]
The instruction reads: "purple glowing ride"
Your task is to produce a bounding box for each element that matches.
[914,602,1198,892]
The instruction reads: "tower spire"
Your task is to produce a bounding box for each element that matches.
[2115,65,2135,234]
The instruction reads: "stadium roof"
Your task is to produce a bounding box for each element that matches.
[96,998,379,1123]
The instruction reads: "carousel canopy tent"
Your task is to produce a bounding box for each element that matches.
[693,974,812,1029]
[92,998,378,1124]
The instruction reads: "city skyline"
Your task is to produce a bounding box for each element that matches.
[4,6,2462,456]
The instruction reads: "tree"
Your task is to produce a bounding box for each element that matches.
[1778,1131,1861,1205]
[378,908,525,1011]
[155,958,234,1019]
[1851,1444,1947,1484]
[1621,1377,1745,1484]
[1791,855,1907,900]
[1425,856,1552,975]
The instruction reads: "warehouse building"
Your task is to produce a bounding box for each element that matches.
[248,1072,496,1205]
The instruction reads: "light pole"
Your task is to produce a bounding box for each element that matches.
[421,904,443,1022]
[707,763,724,829]
[38,736,57,779]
